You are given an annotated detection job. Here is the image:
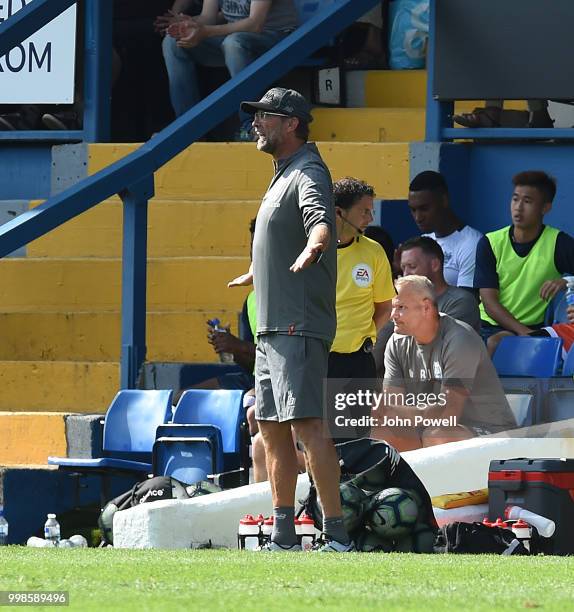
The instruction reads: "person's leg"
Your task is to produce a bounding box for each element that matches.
[527,100,553,127]
[221,30,287,77]
[251,431,268,482]
[162,35,227,117]
[257,419,299,545]
[292,417,350,546]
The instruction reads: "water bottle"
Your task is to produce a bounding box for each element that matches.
[511,519,531,551]
[208,318,234,363]
[505,505,555,538]
[261,516,274,545]
[565,276,574,306]
[299,513,316,551]
[0,507,8,546]
[44,514,61,546]
[237,515,260,550]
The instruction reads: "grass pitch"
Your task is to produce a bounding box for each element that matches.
[1,548,573,611]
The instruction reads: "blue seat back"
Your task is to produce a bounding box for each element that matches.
[173,389,244,454]
[493,337,563,378]
[155,424,224,473]
[103,389,173,457]
[153,438,213,485]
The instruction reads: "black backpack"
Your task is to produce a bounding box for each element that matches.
[434,522,531,555]
[98,476,221,545]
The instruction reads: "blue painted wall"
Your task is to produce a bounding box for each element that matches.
[440,143,574,237]
[0,145,52,199]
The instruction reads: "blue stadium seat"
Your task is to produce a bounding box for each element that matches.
[48,389,173,473]
[173,389,245,466]
[153,424,224,478]
[493,337,563,378]
[153,437,214,485]
[543,388,574,422]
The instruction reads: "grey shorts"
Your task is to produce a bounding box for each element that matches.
[255,333,330,422]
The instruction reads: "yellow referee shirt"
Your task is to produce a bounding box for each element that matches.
[331,235,395,354]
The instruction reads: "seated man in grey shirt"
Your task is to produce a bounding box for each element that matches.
[373,236,480,377]
[371,275,515,451]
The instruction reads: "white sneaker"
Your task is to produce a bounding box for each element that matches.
[313,539,356,552]
[257,540,302,552]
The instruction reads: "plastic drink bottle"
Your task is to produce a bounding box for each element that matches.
[299,513,316,551]
[511,519,532,551]
[0,507,8,546]
[207,318,234,363]
[237,515,260,550]
[44,514,61,546]
[505,505,555,538]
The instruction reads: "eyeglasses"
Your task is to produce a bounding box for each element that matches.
[253,111,290,121]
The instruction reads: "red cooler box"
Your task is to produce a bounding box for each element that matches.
[489,458,574,555]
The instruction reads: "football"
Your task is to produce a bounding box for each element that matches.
[340,481,371,532]
[394,523,437,553]
[366,487,419,538]
[355,529,394,552]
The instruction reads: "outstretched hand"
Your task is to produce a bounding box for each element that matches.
[540,278,567,301]
[228,271,254,287]
[290,242,324,273]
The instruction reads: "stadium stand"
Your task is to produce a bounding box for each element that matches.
[2,0,574,548]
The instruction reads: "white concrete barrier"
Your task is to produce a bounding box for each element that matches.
[114,430,574,549]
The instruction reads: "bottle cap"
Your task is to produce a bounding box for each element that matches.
[256,514,265,524]
[263,517,274,525]
[493,517,508,528]
[482,518,493,527]
[513,519,530,529]
[239,514,258,525]
[47,513,56,519]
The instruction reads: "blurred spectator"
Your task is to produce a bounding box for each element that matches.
[454,100,553,129]
[161,0,298,139]
[408,171,482,291]
[474,170,574,344]
[344,5,386,69]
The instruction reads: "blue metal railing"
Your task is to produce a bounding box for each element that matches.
[0,0,381,387]
[425,0,574,142]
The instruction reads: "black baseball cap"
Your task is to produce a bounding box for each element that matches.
[241,87,313,123]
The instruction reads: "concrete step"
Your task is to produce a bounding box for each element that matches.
[365,70,528,113]
[0,412,67,465]
[88,142,410,200]
[0,311,239,362]
[0,361,119,412]
[311,107,425,142]
[0,257,251,312]
[28,199,259,258]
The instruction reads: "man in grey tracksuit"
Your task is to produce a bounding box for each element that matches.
[229,88,354,552]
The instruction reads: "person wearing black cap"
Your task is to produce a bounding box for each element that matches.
[229,88,354,552]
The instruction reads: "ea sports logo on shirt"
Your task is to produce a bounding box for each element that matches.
[352,263,373,287]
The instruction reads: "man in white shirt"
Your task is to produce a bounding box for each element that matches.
[407,171,482,291]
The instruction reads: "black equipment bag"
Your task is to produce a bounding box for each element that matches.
[434,522,532,555]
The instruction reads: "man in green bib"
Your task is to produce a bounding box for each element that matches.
[473,171,574,348]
